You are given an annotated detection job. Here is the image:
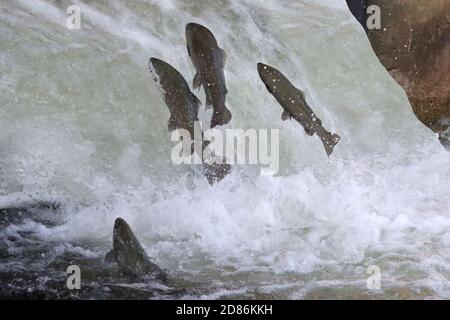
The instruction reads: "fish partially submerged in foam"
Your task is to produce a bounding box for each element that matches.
[105,218,167,281]
[258,63,341,157]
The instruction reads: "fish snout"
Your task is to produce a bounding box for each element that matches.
[114,217,129,233]
[185,22,210,40]
[257,62,267,70]
[186,22,203,34]
[149,57,171,79]
[149,57,165,70]
[257,62,272,82]
[149,57,160,65]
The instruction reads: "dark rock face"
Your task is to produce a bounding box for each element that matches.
[346,0,450,140]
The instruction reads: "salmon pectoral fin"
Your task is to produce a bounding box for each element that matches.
[281,110,292,121]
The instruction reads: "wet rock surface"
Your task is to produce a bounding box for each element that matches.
[347,0,450,140]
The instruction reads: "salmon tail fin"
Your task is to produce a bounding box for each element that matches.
[203,162,232,185]
[320,129,341,157]
[210,106,232,128]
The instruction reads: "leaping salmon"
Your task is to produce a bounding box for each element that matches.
[257,63,341,156]
[186,23,232,128]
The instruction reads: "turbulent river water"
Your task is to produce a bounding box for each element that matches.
[0,0,449,299]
